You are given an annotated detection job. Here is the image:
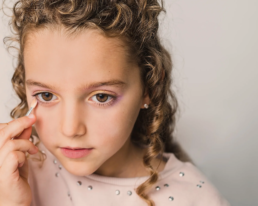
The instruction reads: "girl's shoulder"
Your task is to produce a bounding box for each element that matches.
[149,152,231,206]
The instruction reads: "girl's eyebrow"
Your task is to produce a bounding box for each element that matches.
[25,79,126,91]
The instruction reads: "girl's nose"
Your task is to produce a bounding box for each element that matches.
[60,101,86,138]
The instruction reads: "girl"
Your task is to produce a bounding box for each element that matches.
[0,0,231,205]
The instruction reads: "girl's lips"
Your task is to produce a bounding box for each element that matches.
[62,147,92,150]
[60,147,93,159]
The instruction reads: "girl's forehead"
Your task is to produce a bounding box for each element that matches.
[24,28,140,93]
[24,28,133,73]
[24,28,129,62]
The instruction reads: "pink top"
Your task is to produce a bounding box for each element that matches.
[28,140,231,206]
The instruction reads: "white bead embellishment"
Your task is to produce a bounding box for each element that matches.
[168,196,174,201]
[58,165,62,170]
[67,191,72,201]
[164,184,169,187]
[155,186,161,190]
[53,160,57,164]
[88,186,93,190]
[127,191,132,196]
[200,181,205,184]
[77,181,82,186]
[144,104,149,109]
[179,172,185,177]
[196,184,202,188]
[55,172,59,177]
[115,190,120,195]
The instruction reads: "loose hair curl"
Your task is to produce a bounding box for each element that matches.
[1,0,193,205]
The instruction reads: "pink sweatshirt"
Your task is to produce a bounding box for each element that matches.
[28,139,231,206]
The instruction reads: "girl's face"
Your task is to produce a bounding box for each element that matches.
[24,28,150,176]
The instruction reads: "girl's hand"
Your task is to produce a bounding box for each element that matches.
[0,114,38,206]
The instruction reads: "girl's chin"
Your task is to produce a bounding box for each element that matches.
[65,165,96,176]
[59,159,98,176]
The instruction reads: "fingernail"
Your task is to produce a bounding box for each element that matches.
[28,114,35,119]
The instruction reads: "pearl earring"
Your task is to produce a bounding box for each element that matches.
[144,104,149,109]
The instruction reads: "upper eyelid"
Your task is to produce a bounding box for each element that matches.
[33,91,58,97]
[33,92,58,98]
[86,91,116,100]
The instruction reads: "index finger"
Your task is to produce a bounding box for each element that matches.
[0,115,36,149]
[0,123,8,131]
[0,120,14,130]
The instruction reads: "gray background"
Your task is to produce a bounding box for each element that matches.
[1,0,257,205]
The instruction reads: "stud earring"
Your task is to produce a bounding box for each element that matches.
[144,104,149,109]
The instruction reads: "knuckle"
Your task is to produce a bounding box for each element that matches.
[8,151,19,162]
[6,140,16,151]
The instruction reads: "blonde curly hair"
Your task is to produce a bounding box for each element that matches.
[1,0,193,205]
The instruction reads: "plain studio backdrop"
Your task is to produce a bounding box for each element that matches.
[0,1,257,205]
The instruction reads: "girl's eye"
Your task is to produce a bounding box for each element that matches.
[32,92,116,107]
[32,92,57,104]
[90,93,116,107]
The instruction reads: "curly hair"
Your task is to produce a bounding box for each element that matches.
[1,0,193,205]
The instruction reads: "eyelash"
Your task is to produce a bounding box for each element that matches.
[32,92,117,107]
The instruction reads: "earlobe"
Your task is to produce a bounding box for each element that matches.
[143,104,149,109]
[141,94,151,109]
[141,86,151,109]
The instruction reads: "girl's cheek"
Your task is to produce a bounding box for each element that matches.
[90,117,131,147]
[34,106,54,137]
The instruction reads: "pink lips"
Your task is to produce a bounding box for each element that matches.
[60,147,93,159]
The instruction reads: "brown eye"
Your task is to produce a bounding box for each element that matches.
[96,94,108,102]
[41,92,53,101]
[90,93,116,106]
[34,92,57,103]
